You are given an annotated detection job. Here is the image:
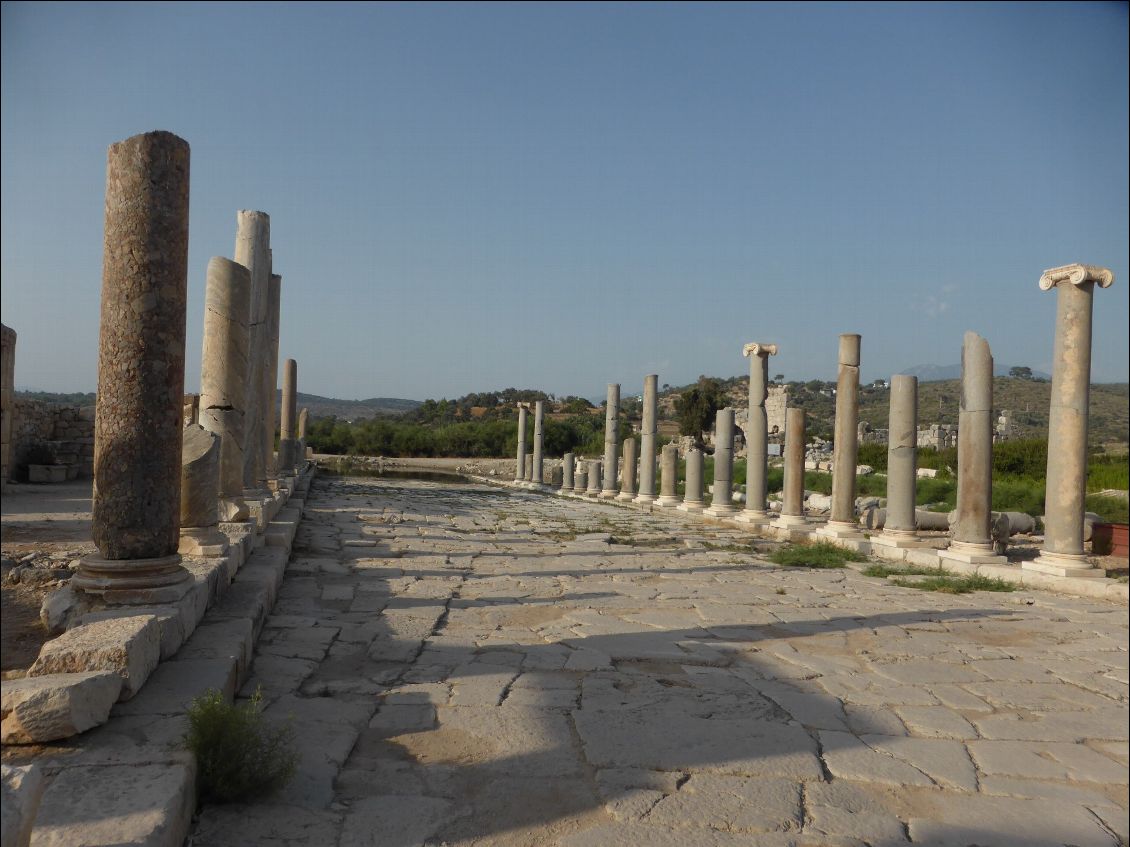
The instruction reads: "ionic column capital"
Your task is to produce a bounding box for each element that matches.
[1039,264,1114,291]
[742,342,778,358]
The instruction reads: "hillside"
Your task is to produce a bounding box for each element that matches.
[288,392,420,421]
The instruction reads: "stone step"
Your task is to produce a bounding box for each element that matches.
[1,672,122,744]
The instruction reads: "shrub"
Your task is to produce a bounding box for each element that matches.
[184,688,297,804]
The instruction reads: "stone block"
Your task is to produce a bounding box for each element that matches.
[79,605,189,661]
[2,672,122,744]
[28,616,161,700]
[176,619,254,685]
[112,657,238,717]
[1,764,44,847]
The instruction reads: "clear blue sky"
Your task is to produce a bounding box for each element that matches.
[2,2,1127,402]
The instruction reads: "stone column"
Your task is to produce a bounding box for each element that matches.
[573,461,587,495]
[179,425,229,556]
[873,375,921,550]
[633,374,659,503]
[678,447,705,513]
[586,459,602,496]
[199,256,251,521]
[75,131,193,601]
[656,443,680,507]
[525,461,533,482]
[235,210,271,495]
[559,451,575,495]
[705,408,739,516]
[278,358,298,475]
[773,407,808,528]
[601,383,620,497]
[819,334,863,539]
[738,343,777,524]
[940,332,1005,565]
[297,407,309,462]
[617,437,637,501]
[1,324,16,490]
[514,403,528,482]
[532,400,545,485]
[1027,264,1115,577]
[262,273,282,481]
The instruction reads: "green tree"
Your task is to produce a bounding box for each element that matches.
[1009,366,1033,380]
[675,377,725,446]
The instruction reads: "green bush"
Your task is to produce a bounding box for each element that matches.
[1086,494,1129,524]
[184,688,297,804]
[857,443,888,473]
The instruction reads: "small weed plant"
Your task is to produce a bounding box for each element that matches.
[184,688,298,804]
[769,542,866,569]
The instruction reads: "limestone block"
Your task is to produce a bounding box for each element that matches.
[1,764,44,847]
[1,672,122,744]
[28,616,161,700]
[79,606,190,661]
[38,586,87,636]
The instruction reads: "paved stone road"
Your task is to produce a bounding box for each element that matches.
[192,475,1129,847]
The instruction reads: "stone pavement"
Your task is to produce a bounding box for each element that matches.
[192,474,1129,847]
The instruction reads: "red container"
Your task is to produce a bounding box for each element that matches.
[1092,523,1129,558]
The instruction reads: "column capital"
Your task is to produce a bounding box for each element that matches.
[742,342,778,358]
[516,402,531,411]
[1039,264,1114,291]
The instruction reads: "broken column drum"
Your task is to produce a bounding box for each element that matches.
[774,407,808,527]
[514,404,528,482]
[822,334,863,537]
[586,459,602,496]
[199,256,251,522]
[179,424,229,556]
[560,452,575,494]
[656,443,680,507]
[235,210,271,494]
[278,358,298,474]
[601,383,620,496]
[573,462,587,495]
[679,447,705,512]
[1028,264,1115,578]
[634,374,659,503]
[705,408,739,516]
[617,437,637,501]
[532,400,545,484]
[739,342,777,522]
[76,131,193,599]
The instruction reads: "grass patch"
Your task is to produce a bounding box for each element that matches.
[1086,494,1129,525]
[862,563,946,578]
[890,573,1015,594]
[703,540,756,553]
[769,541,866,569]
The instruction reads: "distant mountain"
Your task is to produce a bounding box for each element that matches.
[288,391,420,421]
[899,364,1052,382]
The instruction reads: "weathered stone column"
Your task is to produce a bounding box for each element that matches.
[586,459,602,496]
[278,358,298,475]
[559,451,575,495]
[297,407,309,464]
[773,407,809,528]
[818,334,863,539]
[75,131,193,600]
[199,257,250,521]
[634,374,659,503]
[262,273,282,481]
[940,332,1005,565]
[235,210,271,495]
[656,443,680,507]
[1027,264,1114,577]
[514,403,528,482]
[573,461,587,495]
[738,342,777,524]
[617,437,637,501]
[532,400,545,485]
[601,384,620,497]
[0,324,15,490]
[678,447,705,513]
[179,425,229,556]
[873,375,921,550]
[705,408,739,516]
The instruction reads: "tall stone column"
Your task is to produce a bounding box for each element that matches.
[199,256,251,521]
[0,324,14,490]
[819,334,864,539]
[586,459,602,496]
[1026,264,1114,577]
[514,403,528,482]
[773,407,808,529]
[705,408,739,516]
[940,332,1005,565]
[278,358,298,475]
[75,131,193,601]
[617,437,637,501]
[634,374,659,503]
[179,425,229,556]
[559,451,574,495]
[738,342,777,524]
[235,210,271,495]
[656,443,680,507]
[678,447,705,513]
[601,383,620,497]
[532,400,545,485]
[297,407,309,464]
[573,461,587,495]
[262,273,282,481]
[873,375,921,551]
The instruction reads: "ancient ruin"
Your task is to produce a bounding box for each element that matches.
[633,374,658,504]
[737,342,777,524]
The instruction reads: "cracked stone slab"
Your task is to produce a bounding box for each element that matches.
[643,774,802,833]
[2,672,122,744]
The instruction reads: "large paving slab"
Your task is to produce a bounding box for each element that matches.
[191,474,1130,846]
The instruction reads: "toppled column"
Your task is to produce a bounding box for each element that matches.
[278,358,298,475]
[656,443,680,507]
[75,131,193,601]
[678,447,705,512]
[738,342,777,524]
[559,451,575,495]
[617,437,637,501]
[199,257,250,521]
[514,403,528,482]
[601,383,620,497]
[705,408,739,516]
[773,407,808,529]
[873,375,922,550]
[235,210,271,495]
[1026,264,1115,578]
[179,425,228,557]
[586,459,602,496]
[573,461,588,495]
[940,332,1005,565]
[262,273,282,480]
[818,334,863,539]
[633,375,659,503]
[297,407,309,462]
[532,400,545,485]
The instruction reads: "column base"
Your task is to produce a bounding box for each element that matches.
[938,541,1006,565]
[1023,551,1104,578]
[703,503,741,517]
[735,510,773,525]
[73,553,193,604]
[598,489,619,499]
[615,491,636,502]
[870,531,924,550]
[815,520,865,540]
[178,526,230,558]
[632,493,657,505]
[655,495,681,508]
[677,500,706,513]
[557,487,572,496]
[771,514,809,529]
[585,489,602,498]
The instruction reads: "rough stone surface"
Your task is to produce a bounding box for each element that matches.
[1,764,44,847]
[1,672,122,743]
[27,615,161,700]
